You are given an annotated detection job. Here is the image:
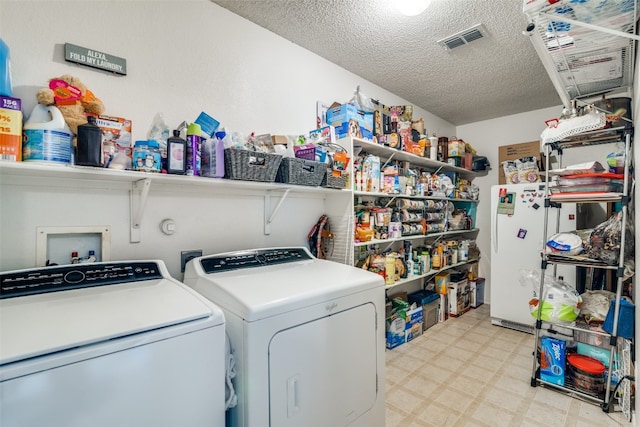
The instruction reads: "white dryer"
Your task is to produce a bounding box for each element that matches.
[183,247,386,427]
[0,260,226,427]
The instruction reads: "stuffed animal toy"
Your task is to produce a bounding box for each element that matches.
[36,74,105,142]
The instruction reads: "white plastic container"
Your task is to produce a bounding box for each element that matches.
[22,104,73,164]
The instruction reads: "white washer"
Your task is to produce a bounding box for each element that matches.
[0,260,226,427]
[183,247,386,427]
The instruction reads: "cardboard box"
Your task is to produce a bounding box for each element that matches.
[386,311,406,349]
[271,135,289,145]
[309,125,336,145]
[372,100,391,136]
[448,279,470,317]
[386,293,409,349]
[498,140,544,184]
[540,337,566,386]
[90,114,133,168]
[468,261,479,280]
[0,96,22,161]
[326,103,373,140]
[405,306,423,342]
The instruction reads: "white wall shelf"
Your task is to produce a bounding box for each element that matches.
[354,229,479,248]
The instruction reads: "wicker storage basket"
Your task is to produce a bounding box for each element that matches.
[322,171,348,189]
[276,158,327,186]
[224,148,282,182]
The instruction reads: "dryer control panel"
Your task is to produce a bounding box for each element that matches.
[0,262,164,299]
[201,248,312,273]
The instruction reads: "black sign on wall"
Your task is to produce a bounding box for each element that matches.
[64,43,127,75]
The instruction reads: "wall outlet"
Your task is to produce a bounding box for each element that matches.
[181,250,203,272]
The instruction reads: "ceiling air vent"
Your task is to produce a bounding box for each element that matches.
[437,24,487,50]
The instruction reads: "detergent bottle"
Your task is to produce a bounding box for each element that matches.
[22,104,73,164]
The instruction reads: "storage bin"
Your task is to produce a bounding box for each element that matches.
[322,171,347,189]
[276,157,326,186]
[469,278,485,308]
[408,289,439,331]
[224,148,282,182]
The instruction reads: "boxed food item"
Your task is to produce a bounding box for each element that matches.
[405,306,424,342]
[372,100,391,136]
[326,103,373,140]
[448,278,470,317]
[0,95,22,161]
[540,337,566,386]
[362,154,381,193]
[448,139,465,157]
[90,114,133,168]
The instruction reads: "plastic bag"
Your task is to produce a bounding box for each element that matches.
[349,85,375,112]
[147,113,171,152]
[502,160,519,184]
[584,211,635,265]
[579,290,615,324]
[523,270,582,323]
[517,156,540,183]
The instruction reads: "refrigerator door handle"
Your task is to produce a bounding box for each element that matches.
[492,206,498,253]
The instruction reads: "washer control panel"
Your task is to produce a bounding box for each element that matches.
[0,262,163,299]
[201,248,312,273]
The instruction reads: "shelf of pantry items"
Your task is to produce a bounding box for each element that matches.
[0,161,346,243]
[384,258,480,291]
[354,191,479,204]
[352,138,478,180]
[354,228,479,248]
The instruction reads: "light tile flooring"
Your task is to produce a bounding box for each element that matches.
[385,304,632,426]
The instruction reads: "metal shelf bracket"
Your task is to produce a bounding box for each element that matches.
[264,188,291,235]
[130,178,151,243]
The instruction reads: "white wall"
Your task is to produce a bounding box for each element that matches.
[0,0,454,279]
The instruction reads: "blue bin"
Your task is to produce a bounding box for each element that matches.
[603,299,634,339]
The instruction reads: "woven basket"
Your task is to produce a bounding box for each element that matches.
[322,171,348,189]
[224,148,282,182]
[276,158,327,186]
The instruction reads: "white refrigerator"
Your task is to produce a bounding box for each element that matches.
[490,183,576,333]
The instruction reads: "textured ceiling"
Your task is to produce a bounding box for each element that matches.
[210,0,562,125]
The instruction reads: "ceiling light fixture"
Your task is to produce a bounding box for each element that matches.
[392,0,432,16]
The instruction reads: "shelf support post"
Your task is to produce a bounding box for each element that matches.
[130,178,151,243]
